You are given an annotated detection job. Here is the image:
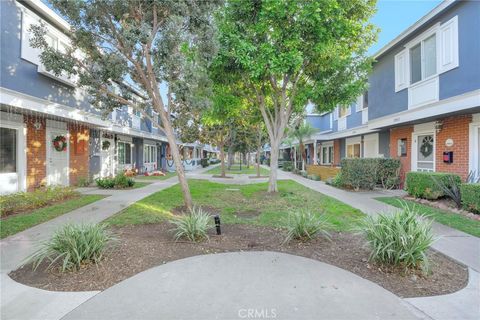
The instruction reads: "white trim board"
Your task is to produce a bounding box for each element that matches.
[312,125,378,141]
[469,114,480,174]
[368,89,480,130]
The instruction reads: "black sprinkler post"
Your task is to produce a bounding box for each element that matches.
[214,215,221,235]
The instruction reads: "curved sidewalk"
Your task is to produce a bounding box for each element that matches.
[62,251,417,320]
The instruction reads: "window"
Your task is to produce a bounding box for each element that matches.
[0,128,17,173]
[347,144,361,158]
[118,142,131,165]
[144,145,157,163]
[397,139,407,157]
[339,106,349,118]
[410,34,436,84]
[321,145,334,165]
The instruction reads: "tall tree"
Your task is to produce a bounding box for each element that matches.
[216,0,377,192]
[30,0,220,209]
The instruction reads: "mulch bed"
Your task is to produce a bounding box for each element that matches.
[1,195,80,219]
[404,196,480,221]
[10,223,468,298]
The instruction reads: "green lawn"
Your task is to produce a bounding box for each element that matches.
[107,179,364,232]
[206,164,270,176]
[0,195,105,239]
[376,197,480,238]
[131,182,151,189]
[135,172,176,181]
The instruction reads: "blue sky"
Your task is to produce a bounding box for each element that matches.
[369,0,442,54]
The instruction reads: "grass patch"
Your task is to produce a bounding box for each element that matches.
[130,182,151,189]
[376,197,480,238]
[0,195,105,239]
[135,172,176,180]
[206,164,270,176]
[107,179,364,232]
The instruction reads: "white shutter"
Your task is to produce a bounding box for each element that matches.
[21,11,41,65]
[333,107,338,120]
[356,95,363,112]
[438,16,459,74]
[394,49,409,92]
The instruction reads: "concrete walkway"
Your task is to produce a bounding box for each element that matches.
[62,252,418,320]
[275,169,480,320]
[1,169,196,320]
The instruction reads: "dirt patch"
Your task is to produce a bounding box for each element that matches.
[10,223,467,298]
[235,209,261,219]
[404,196,480,221]
[1,195,80,219]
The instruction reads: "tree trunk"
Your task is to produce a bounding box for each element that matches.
[162,118,193,210]
[219,143,226,177]
[268,142,279,192]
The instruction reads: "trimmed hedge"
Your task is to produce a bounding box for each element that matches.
[282,161,293,171]
[405,172,461,200]
[340,158,401,191]
[200,158,210,168]
[460,183,480,214]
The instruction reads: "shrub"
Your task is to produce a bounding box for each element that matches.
[0,187,78,216]
[300,170,308,178]
[360,203,435,271]
[27,223,115,271]
[376,159,401,189]
[308,174,320,181]
[282,161,293,171]
[460,184,480,214]
[340,158,378,190]
[432,175,462,208]
[200,158,210,168]
[284,210,332,242]
[171,206,212,242]
[76,176,91,187]
[406,172,461,200]
[466,171,480,184]
[326,172,344,188]
[95,173,135,189]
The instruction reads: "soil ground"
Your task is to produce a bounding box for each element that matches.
[10,223,468,298]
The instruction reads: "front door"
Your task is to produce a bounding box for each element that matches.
[412,133,435,172]
[100,137,115,177]
[47,128,69,186]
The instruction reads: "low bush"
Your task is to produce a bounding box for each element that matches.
[76,176,91,187]
[376,159,401,189]
[308,174,320,181]
[406,172,461,200]
[360,203,435,271]
[282,161,293,171]
[284,210,332,242]
[460,184,480,214]
[171,206,212,242]
[0,187,78,217]
[340,158,378,190]
[300,170,308,178]
[27,223,115,271]
[95,173,135,189]
[200,158,210,168]
[326,172,344,188]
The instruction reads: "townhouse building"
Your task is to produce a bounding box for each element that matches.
[302,0,480,183]
[0,0,211,194]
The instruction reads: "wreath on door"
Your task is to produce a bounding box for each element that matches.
[53,135,68,152]
[102,140,111,151]
[420,136,434,158]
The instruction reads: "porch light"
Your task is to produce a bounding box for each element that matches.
[434,120,443,133]
[33,121,42,130]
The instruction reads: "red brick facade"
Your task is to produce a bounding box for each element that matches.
[389,126,413,187]
[435,114,472,180]
[24,115,47,191]
[69,124,90,185]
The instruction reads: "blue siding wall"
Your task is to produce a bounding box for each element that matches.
[369,1,480,121]
[0,0,98,114]
[346,106,363,129]
[439,1,480,99]
[306,114,331,132]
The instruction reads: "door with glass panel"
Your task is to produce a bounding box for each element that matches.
[414,134,435,172]
[0,127,19,194]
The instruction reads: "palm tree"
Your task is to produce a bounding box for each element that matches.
[289,123,318,171]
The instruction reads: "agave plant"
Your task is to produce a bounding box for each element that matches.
[284,209,332,243]
[171,206,212,242]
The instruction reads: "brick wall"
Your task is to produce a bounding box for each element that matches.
[69,124,90,186]
[333,139,341,166]
[389,126,413,187]
[24,115,47,191]
[435,114,472,180]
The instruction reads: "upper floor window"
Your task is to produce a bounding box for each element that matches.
[410,34,436,84]
[394,15,459,92]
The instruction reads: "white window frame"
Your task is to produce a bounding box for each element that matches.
[117,141,132,165]
[320,142,334,165]
[346,136,361,159]
[469,114,480,175]
[143,144,157,164]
